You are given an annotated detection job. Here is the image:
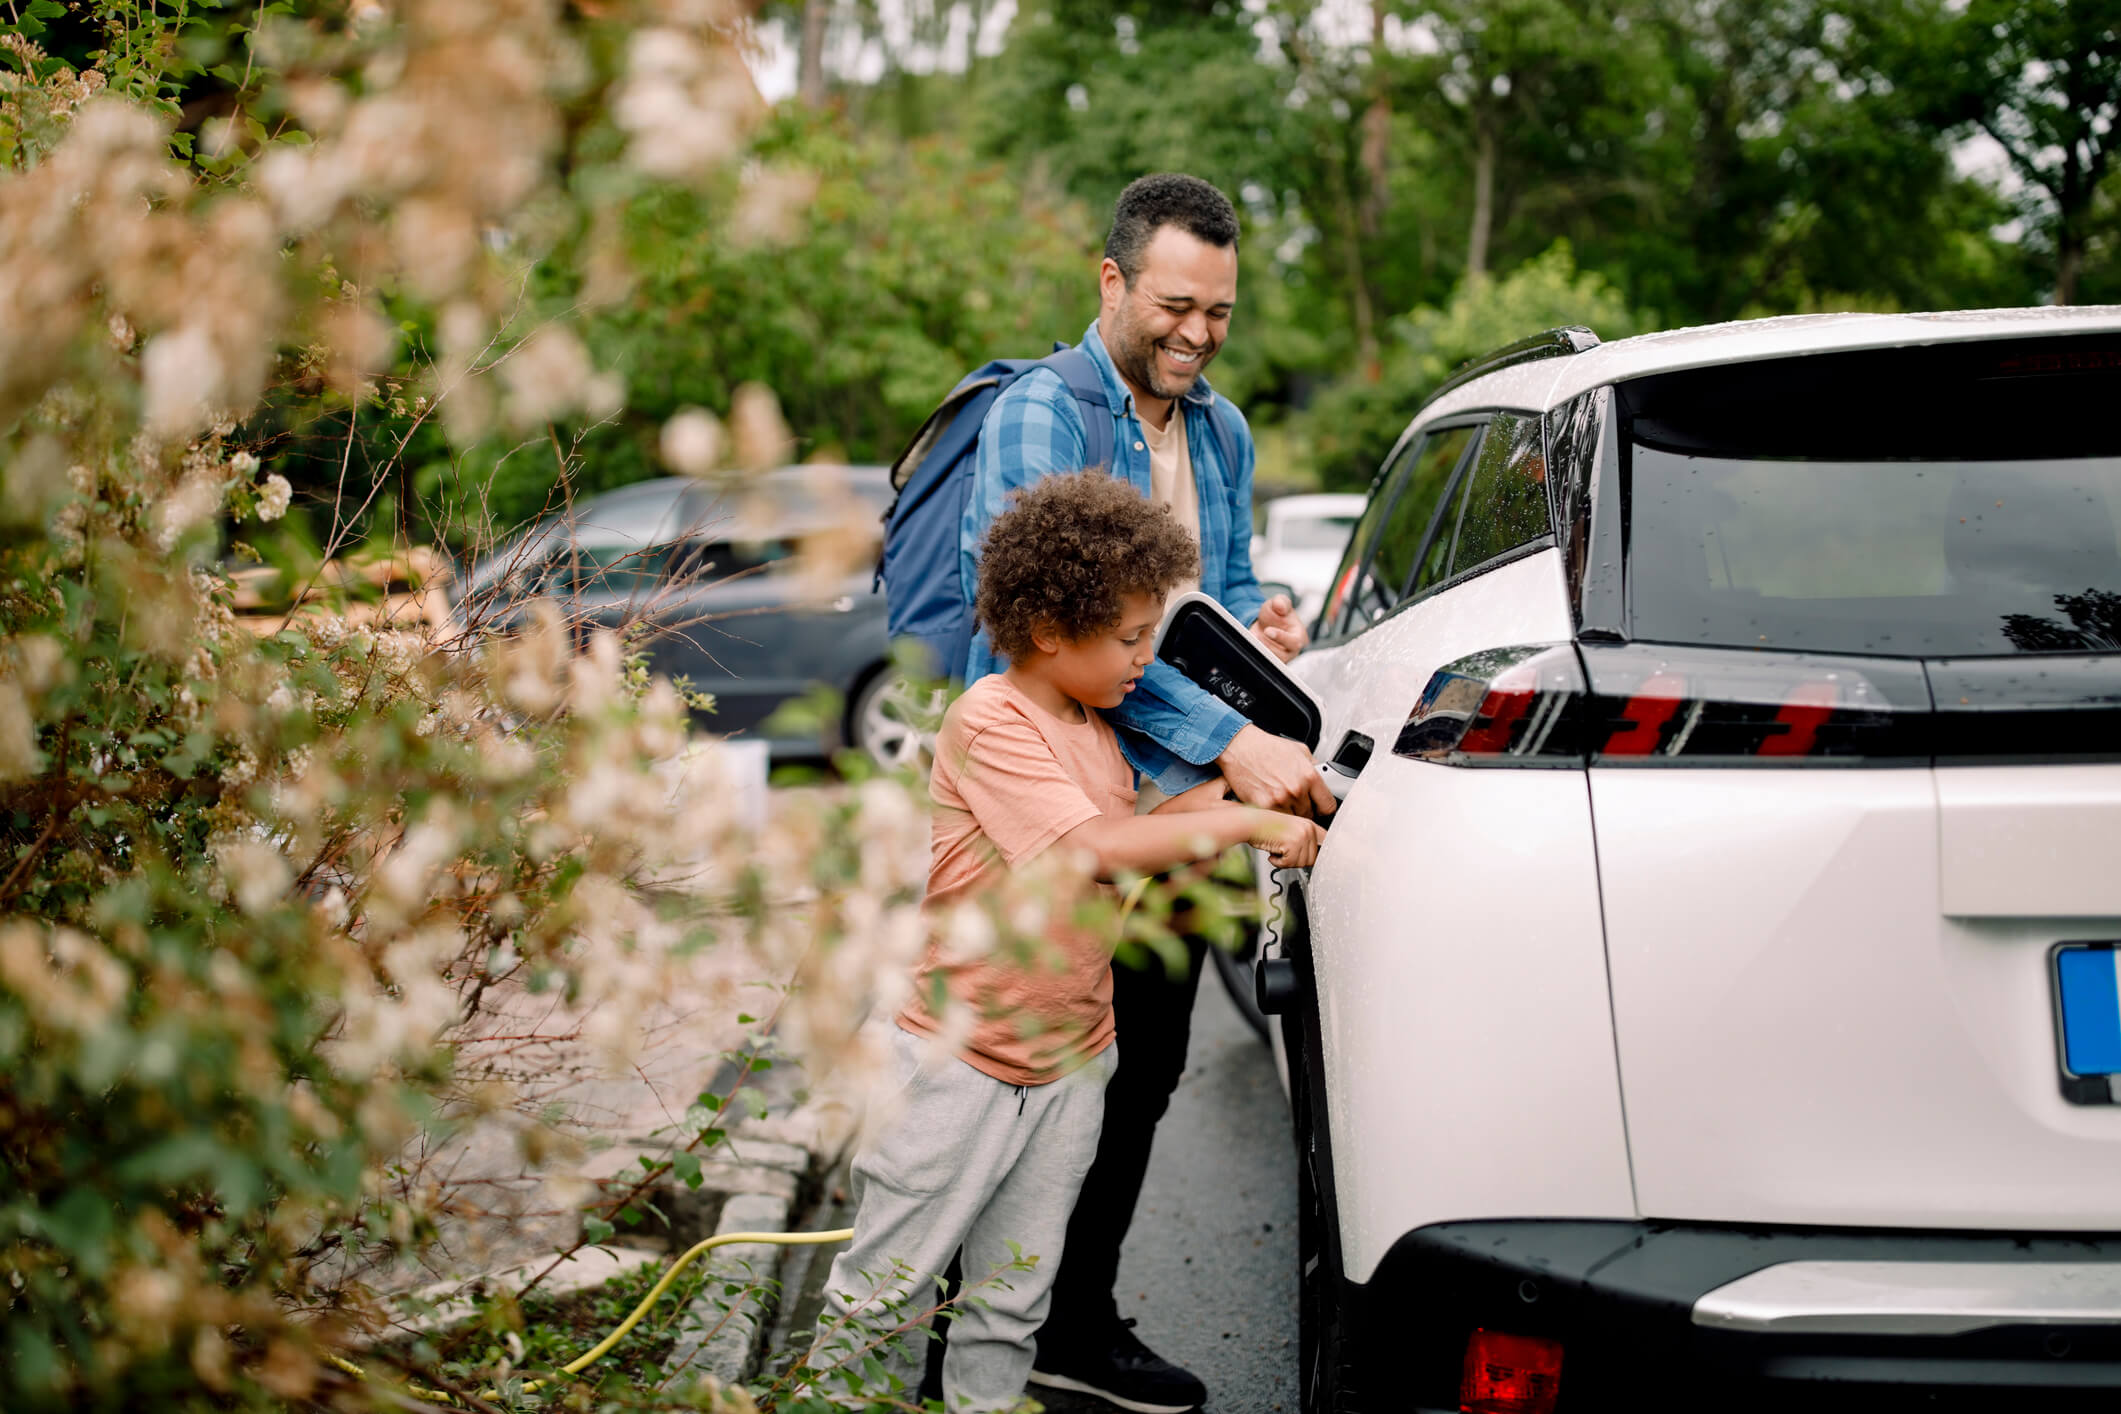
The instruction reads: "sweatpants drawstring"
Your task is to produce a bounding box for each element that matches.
[1014,1084,1026,1116]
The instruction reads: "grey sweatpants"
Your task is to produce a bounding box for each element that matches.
[806,1027,1116,1411]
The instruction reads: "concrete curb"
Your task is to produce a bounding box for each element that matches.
[665,1190,796,1386]
[659,1066,858,1388]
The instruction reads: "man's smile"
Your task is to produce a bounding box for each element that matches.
[1159,342,1205,368]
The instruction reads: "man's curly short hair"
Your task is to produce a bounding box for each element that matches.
[976,472,1200,663]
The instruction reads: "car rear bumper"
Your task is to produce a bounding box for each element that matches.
[1360,1219,2121,1410]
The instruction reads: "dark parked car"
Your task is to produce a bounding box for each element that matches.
[464,467,931,762]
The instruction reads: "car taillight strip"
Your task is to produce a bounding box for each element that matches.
[1394,644,2121,767]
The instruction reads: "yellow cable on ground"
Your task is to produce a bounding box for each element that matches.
[329,1226,856,1405]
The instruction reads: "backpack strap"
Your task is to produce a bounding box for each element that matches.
[1041,345,1117,473]
[1044,342,1244,485]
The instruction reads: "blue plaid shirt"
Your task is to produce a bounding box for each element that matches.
[962,320,1267,794]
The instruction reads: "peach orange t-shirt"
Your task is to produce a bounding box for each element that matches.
[897,674,1136,1085]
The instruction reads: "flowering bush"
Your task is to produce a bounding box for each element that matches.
[0,5,950,1409]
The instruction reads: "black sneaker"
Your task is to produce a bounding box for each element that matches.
[1030,1317,1207,1413]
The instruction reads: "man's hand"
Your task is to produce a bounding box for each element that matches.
[1217,723,1336,819]
[1252,593,1308,663]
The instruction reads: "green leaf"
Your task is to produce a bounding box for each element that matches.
[671,1151,703,1190]
[41,1189,114,1274]
[7,1324,61,1397]
[115,1133,221,1185]
[582,1215,615,1247]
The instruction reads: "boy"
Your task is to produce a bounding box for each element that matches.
[807,472,1322,1411]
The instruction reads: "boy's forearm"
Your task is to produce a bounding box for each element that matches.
[1057,804,1259,880]
[1150,777,1231,814]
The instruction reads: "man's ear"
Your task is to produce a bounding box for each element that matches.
[1098,257,1126,315]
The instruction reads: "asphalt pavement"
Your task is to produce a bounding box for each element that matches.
[1036,969,1300,1414]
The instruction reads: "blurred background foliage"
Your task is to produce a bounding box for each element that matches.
[17,0,2107,539]
[762,0,2106,496]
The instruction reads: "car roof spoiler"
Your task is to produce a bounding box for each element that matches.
[1430,325,1601,404]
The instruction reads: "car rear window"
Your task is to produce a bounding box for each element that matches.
[1621,338,2121,657]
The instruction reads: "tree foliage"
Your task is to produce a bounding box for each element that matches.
[1856,0,2121,304]
[1298,241,1639,492]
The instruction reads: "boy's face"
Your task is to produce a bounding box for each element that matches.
[1043,591,1164,710]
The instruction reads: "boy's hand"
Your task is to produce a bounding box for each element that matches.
[1249,810,1326,869]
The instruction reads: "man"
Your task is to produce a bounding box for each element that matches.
[959,172,1334,1414]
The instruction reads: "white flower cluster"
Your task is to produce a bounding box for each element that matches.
[0,0,996,1364]
[614,23,763,182]
[255,473,291,522]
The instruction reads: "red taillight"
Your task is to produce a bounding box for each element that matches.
[1599,671,1687,756]
[1395,644,1587,763]
[1397,643,1927,767]
[1456,684,1538,754]
[1460,1328,1563,1414]
[1755,678,1839,756]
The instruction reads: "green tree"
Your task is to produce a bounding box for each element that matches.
[975,2,1394,402]
[1298,240,1640,491]
[1860,0,2121,304]
[1571,0,2032,324]
[550,114,1098,508]
[246,110,1099,551]
[1385,0,1666,283]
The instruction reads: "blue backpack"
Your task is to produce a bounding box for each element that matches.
[877,343,1237,681]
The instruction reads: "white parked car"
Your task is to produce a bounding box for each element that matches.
[1251,492,1366,622]
[1256,308,2121,1412]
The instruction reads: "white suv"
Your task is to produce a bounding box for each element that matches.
[1258,308,2121,1412]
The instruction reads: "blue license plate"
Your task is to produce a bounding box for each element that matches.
[2054,944,2121,1103]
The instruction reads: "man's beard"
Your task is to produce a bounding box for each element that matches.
[1110,303,1215,403]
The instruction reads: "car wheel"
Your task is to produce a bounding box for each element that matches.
[849,667,943,771]
[1283,889,1364,1413]
[1209,926,1270,1042]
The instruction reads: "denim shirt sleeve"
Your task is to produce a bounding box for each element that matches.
[963,369,1248,792]
[1213,395,1269,630]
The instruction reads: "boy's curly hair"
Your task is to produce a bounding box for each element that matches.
[976,471,1200,663]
